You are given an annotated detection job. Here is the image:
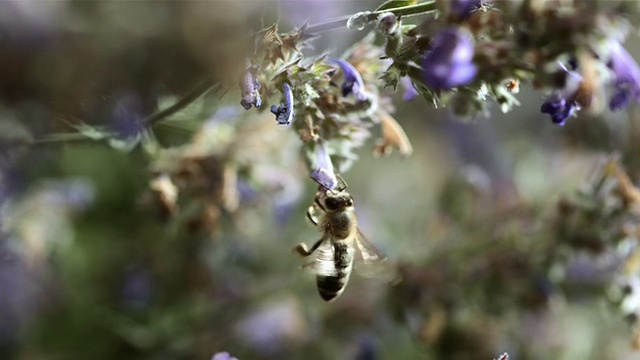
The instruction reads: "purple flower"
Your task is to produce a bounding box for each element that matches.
[451,0,483,19]
[400,76,418,101]
[270,83,295,125]
[421,28,477,89]
[331,59,368,101]
[540,64,583,126]
[607,40,640,111]
[111,92,146,140]
[310,141,337,190]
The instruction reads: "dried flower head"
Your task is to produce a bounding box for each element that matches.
[240,64,262,110]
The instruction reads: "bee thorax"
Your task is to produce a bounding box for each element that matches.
[322,211,357,239]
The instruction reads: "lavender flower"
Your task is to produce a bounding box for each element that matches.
[310,141,337,190]
[400,76,418,101]
[111,92,146,140]
[240,65,262,110]
[331,59,368,101]
[540,64,583,126]
[270,83,295,125]
[421,27,477,90]
[606,40,640,111]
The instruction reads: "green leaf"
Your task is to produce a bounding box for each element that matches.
[375,0,417,12]
[74,123,113,140]
[108,133,142,152]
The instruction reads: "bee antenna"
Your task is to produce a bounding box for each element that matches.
[336,173,348,192]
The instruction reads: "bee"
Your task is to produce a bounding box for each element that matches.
[293,178,394,301]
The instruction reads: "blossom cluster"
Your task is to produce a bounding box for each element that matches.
[234,0,640,195]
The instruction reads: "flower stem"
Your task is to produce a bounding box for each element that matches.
[31,132,92,145]
[307,1,437,33]
[143,79,220,126]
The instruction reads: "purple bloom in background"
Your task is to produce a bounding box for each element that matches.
[111,92,146,139]
[121,265,153,310]
[540,64,583,126]
[332,59,368,101]
[310,141,337,190]
[607,40,640,111]
[422,28,477,89]
[451,0,483,19]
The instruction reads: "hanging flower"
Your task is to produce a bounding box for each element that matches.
[270,83,295,125]
[606,40,640,111]
[421,27,477,90]
[540,64,583,126]
[400,76,418,101]
[331,59,369,101]
[310,141,337,190]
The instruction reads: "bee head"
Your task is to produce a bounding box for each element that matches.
[322,191,354,211]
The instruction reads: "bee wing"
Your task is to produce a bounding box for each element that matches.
[301,237,338,277]
[353,229,399,283]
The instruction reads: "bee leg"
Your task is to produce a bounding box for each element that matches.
[306,204,320,226]
[292,237,324,257]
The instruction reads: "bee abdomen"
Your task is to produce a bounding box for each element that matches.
[316,274,350,301]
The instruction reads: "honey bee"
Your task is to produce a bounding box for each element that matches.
[293,178,394,301]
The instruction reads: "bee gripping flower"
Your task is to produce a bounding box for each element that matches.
[270,83,295,125]
[607,40,640,111]
[421,27,477,90]
[331,59,368,101]
[310,141,338,190]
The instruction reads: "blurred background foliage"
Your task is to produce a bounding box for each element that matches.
[3,1,640,360]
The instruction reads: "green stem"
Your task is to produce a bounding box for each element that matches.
[31,133,91,145]
[143,79,219,126]
[307,1,437,33]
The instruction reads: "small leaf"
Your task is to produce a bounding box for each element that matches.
[74,123,113,140]
[108,133,142,152]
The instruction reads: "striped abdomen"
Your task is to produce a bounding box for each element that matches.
[316,241,354,301]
